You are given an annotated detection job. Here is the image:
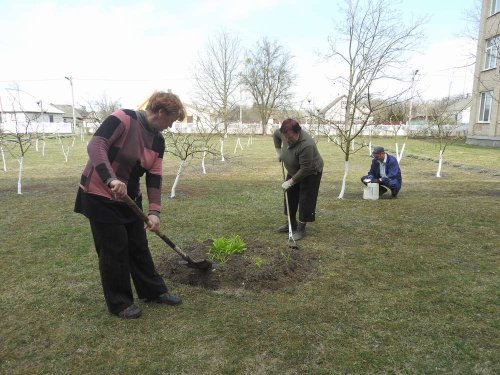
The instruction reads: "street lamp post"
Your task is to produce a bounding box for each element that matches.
[407,69,419,127]
[65,76,76,133]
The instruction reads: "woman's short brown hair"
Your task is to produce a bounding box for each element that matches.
[280,118,301,133]
[145,91,186,121]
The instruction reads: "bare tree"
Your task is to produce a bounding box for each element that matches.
[462,0,482,44]
[319,0,424,199]
[424,96,469,177]
[1,97,36,194]
[83,94,122,132]
[241,37,295,135]
[193,30,242,137]
[164,114,222,198]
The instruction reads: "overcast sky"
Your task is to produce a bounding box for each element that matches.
[0,0,478,109]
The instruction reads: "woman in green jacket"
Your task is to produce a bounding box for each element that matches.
[273,118,324,240]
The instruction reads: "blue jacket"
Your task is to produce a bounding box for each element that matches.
[367,153,402,191]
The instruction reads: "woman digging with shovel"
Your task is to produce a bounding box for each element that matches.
[273,118,324,241]
[74,91,185,319]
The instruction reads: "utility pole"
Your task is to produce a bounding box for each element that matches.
[407,69,419,127]
[65,76,76,133]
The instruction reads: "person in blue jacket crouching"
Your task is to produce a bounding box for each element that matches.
[361,146,402,198]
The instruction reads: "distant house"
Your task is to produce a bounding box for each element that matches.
[318,95,372,124]
[467,0,500,147]
[0,89,71,134]
[445,95,473,126]
[50,104,84,126]
[407,96,472,127]
[318,95,348,123]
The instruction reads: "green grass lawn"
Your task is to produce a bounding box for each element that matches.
[0,135,499,374]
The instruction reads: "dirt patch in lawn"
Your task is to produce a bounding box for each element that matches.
[156,239,318,292]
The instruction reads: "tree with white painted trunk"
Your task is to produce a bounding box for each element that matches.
[164,118,221,198]
[318,0,424,199]
[424,96,469,178]
[0,131,7,172]
[1,107,35,194]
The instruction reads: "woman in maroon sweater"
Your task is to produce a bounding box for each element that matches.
[75,91,185,319]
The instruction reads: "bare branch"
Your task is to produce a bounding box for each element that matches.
[240,37,296,134]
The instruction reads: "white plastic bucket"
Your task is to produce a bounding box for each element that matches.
[363,183,379,200]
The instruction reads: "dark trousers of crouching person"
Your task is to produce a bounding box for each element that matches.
[89,219,168,315]
[284,172,322,239]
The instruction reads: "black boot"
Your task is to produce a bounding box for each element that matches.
[117,304,142,319]
[292,222,306,240]
[278,219,297,233]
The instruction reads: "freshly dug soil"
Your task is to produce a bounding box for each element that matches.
[156,239,318,292]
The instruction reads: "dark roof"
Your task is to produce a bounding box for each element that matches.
[50,104,85,118]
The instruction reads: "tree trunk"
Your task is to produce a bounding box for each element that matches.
[61,144,69,162]
[337,160,349,200]
[202,151,207,174]
[436,150,443,177]
[395,143,399,160]
[233,137,243,153]
[17,157,23,195]
[1,146,6,172]
[42,140,46,157]
[220,139,225,161]
[170,159,186,198]
[397,143,406,163]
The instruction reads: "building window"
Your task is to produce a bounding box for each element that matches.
[49,114,54,123]
[478,91,493,122]
[484,36,499,70]
[491,0,500,15]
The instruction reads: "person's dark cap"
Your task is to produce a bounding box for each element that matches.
[372,146,385,156]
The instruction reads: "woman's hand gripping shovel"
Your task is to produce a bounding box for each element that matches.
[122,195,212,271]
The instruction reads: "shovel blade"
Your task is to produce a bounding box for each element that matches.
[179,259,213,271]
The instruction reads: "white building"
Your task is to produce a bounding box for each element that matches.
[0,88,72,134]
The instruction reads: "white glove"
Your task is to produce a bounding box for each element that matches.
[282,179,294,191]
[363,178,371,183]
[275,148,282,162]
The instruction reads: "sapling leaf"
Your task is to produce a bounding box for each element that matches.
[208,235,247,263]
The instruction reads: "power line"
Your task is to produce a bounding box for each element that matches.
[0,76,192,83]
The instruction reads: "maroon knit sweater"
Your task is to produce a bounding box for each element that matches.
[75,109,164,221]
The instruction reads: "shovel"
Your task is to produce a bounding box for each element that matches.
[122,195,212,271]
[281,163,298,249]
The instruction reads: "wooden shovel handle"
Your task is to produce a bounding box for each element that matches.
[122,195,152,226]
[121,195,191,260]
